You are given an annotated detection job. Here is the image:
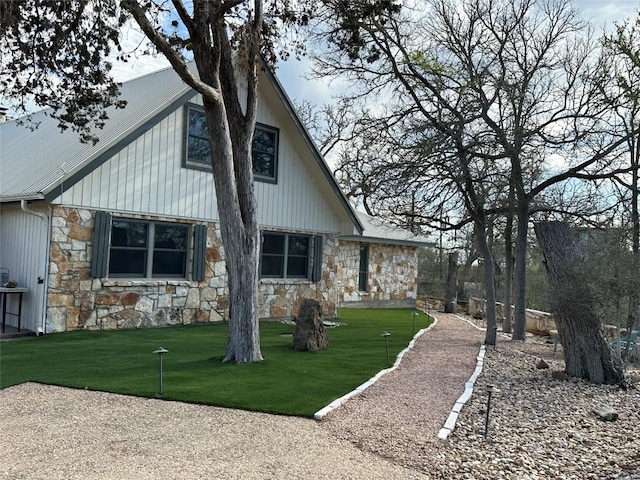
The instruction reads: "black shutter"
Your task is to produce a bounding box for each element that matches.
[91,211,112,278]
[258,231,263,279]
[192,224,208,282]
[312,235,323,282]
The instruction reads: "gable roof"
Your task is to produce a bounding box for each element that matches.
[0,66,194,202]
[0,63,363,234]
[340,211,435,247]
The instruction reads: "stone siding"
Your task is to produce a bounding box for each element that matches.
[337,240,418,304]
[258,235,340,319]
[46,208,420,332]
[47,207,226,332]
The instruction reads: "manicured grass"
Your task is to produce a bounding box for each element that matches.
[0,308,432,417]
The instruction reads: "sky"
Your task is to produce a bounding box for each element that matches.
[108,0,640,112]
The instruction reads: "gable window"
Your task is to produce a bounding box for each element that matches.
[109,220,188,278]
[261,233,310,279]
[358,245,369,292]
[184,104,279,182]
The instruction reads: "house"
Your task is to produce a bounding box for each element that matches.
[0,65,432,335]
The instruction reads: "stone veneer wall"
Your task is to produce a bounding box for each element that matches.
[46,207,227,332]
[46,207,342,331]
[46,208,419,332]
[336,240,418,303]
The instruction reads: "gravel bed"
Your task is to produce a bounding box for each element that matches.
[1,312,638,480]
[322,313,640,480]
[423,335,640,480]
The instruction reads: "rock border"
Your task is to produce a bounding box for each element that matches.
[437,344,486,440]
[314,315,439,421]
[436,314,488,440]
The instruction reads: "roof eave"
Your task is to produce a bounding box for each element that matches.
[0,193,46,203]
[339,235,436,248]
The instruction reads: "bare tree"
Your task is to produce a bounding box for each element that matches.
[600,18,640,354]
[310,0,637,345]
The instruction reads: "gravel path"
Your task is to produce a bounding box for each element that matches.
[2,312,638,479]
[319,312,485,464]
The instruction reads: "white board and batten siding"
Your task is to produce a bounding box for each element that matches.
[0,205,48,332]
[55,92,345,235]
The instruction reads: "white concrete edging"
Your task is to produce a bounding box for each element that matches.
[313,316,439,421]
[437,344,486,440]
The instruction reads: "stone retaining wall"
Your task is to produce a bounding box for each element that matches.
[467,297,557,335]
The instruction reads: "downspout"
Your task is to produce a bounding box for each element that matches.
[20,200,51,335]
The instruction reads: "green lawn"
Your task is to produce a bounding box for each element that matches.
[0,308,431,417]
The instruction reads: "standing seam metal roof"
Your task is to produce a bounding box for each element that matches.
[0,66,192,200]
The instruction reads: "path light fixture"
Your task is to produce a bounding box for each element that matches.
[381,331,391,366]
[412,311,419,335]
[153,347,169,397]
[484,384,499,439]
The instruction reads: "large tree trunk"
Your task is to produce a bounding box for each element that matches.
[444,251,458,313]
[534,221,626,385]
[193,12,263,363]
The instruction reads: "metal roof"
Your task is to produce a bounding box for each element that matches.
[340,211,435,247]
[0,66,194,201]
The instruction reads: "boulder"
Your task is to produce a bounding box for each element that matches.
[551,370,570,381]
[536,358,550,369]
[293,299,327,352]
[592,407,618,422]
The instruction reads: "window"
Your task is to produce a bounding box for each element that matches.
[358,245,369,292]
[184,104,279,182]
[261,233,310,279]
[109,220,188,278]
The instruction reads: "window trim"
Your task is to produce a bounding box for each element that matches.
[260,232,312,280]
[182,103,279,183]
[108,218,190,280]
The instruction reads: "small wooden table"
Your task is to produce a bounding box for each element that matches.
[0,287,28,333]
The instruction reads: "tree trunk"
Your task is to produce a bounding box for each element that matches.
[196,15,264,363]
[503,186,515,334]
[534,221,626,386]
[512,199,529,341]
[224,234,262,363]
[444,251,458,313]
[202,95,263,364]
[476,215,498,346]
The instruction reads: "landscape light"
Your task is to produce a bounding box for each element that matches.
[153,347,169,396]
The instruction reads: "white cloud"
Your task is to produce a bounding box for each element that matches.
[571,0,639,30]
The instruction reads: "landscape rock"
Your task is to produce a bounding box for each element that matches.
[592,407,619,421]
[536,358,549,369]
[552,370,571,381]
[292,299,327,352]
